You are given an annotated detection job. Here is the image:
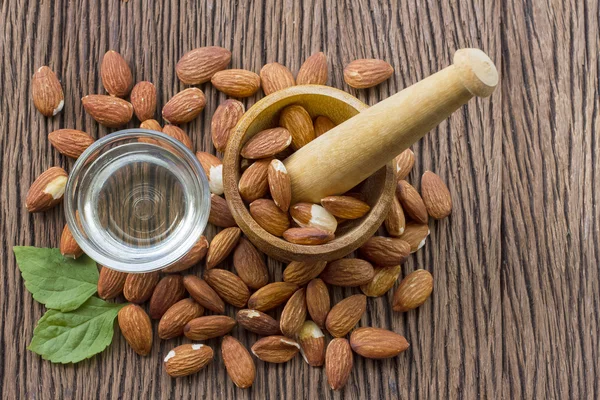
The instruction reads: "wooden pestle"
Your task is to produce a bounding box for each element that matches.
[283,48,498,203]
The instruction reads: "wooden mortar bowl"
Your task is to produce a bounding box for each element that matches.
[223,85,396,262]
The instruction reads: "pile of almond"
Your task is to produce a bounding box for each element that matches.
[28,46,452,390]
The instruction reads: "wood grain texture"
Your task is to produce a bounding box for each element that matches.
[0,0,596,399]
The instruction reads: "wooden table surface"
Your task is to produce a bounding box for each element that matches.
[1,1,598,399]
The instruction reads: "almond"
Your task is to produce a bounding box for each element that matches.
[140,119,162,132]
[130,81,157,121]
[59,223,83,259]
[350,327,409,358]
[222,336,256,388]
[359,236,410,267]
[251,336,300,363]
[384,195,406,236]
[296,52,328,85]
[392,269,433,312]
[162,125,193,150]
[394,148,415,180]
[123,272,160,304]
[118,304,152,356]
[260,62,295,95]
[283,227,334,245]
[101,50,133,97]
[238,158,271,202]
[158,298,204,340]
[97,266,128,300]
[211,69,261,98]
[163,236,208,273]
[209,194,237,227]
[267,159,292,212]
[48,129,94,159]
[306,278,330,329]
[400,222,430,253]
[279,104,315,150]
[297,321,325,367]
[396,180,428,224]
[162,88,206,125]
[320,258,375,287]
[320,196,370,220]
[176,47,232,85]
[279,288,306,337]
[313,115,335,137]
[196,152,223,195]
[25,167,68,213]
[233,237,269,289]
[360,265,401,297]
[236,309,281,335]
[283,260,327,286]
[241,128,292,159]
[326,338,353,390]
[421,171,452,219]
[149,275,186,319]
[290,203,337,233]
[249,199,290,237]
[343,58,394,89]
[204,269,250,308]
[184,315,236,340]
[82,95,133,127]
[183,275,225,314]
[325,294,366,337]
[211,99,245,152]
[164,343,213,377]
[32,66,64,116]
[247,282,298,312]
[206,227,241,269]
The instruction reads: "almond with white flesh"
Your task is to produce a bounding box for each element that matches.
[25,167,68,213]
[204,269,250,308]
[283,260,327,286]
[211,69,261,98]
[118,304,152,356]
[236,309,281,336]
[396,180,428,224]
[306,278,330,329]
[241,128,292,159]
[360,264,401,297]
[32,66,64,116]
[183,275,226,314]
[148,275,186,319]
[196,152,223,195]
[283,227,334,245]
[400,222,430,253]
[162,88,206,124]
[279,288,306,337]
[313,115,335,137]
[421,171,452,219]
[130,81,157,121]
[82,95,133,127]
[247,282,298,312]
[140,119,162,131]
[359,236,411,267]
[394,148,415,180]
[176,46,232,85]
[249,199,290,237]
[97,266,127,300]
[101,50,133,97]
[251,336,300,363]
[48,129,94,159]
[163,235,208,273]
[158,298,204,340]
[233,238,269,289]
[184,315,236,340]
[384,194,406,236]
[267,159,292,212]
[326,338,353,390]
[164,343,214,378]
[60,223,83,259]
[238,158,271,202]
[279,104,315,150]
[325,294,367,338]
[392,269,433,312]
[343,58,394,89]
[123,272,160,304]
[162,125,193,150]
[222,336,256,388]
[211,99,245,152]
[290,203,337,233]
[209,194,237,228]
[350,327,410,359]
[298,321,325,367]
[206,227,241,269]
[320,195,371,220]
[296,52,328,85]
[260,62,295,95]
[320,258,375,287]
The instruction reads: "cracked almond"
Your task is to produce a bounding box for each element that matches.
[60,223,83,259]
[25,167,68,213]
[196,152,223,195]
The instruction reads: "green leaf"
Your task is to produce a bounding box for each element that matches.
[28,297,126,364]
[14,247,99,312]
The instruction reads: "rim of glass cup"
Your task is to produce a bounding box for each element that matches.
[64,129,210,273]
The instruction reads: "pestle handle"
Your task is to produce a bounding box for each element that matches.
[283,48,498,204]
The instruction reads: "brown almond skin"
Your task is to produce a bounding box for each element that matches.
[211,99,245,152]
[233,238,269,289]
[176,46,231,85]
[209,194,237,228]
[313,115,335,137]
[343,58,394,89]
[395,148,415,180]
[204,269,250,308]
[162,87,206,124]
[297,321,325,367]
[384,195,406,237]
[360,265,401,297]
[247,282,298,312]
[82,95,133,128]
[260,62,295,95]
[130,81,157,121]
[211,69,261,98]
[392,269,433,312]
[396,180,428,224]
[164,343,214,377]
[320,196,371,220]
[222,336,256,388]
[350,327,409,359]
[236,309,281,336]
[25,167,68,212]
[32,66,64,116]
[279,288,307,337]
[148,275,186,319]
[421,171,453,219]
[306,279,330,329]
[326,338,353,390]
[183,275,226,314]
[206,227,241,269]
[60,223,83,259]
[283,260,327,286]
[48,129,94,159]
[290,203,337,233]
[279,104,315,150]
[320,258,375,287]
[140,119,162,132]
[251,336,300,363]
[268,159,292,212]
[184,315,236,340]
[162,125,193,150]
[296,52,328,85]
[283,227,335,245]
[123,272,160,304]
[359,236,411,267]
[118,304,152,356]
[325,294,367,338]
[101,50,133,97]
[158,298,204,340]
[97,266,127,300]
[240,127,292,159]
[249,199,290,237]
[400,222,430,253]
[163,236,208,273]
[238,159,271,202]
